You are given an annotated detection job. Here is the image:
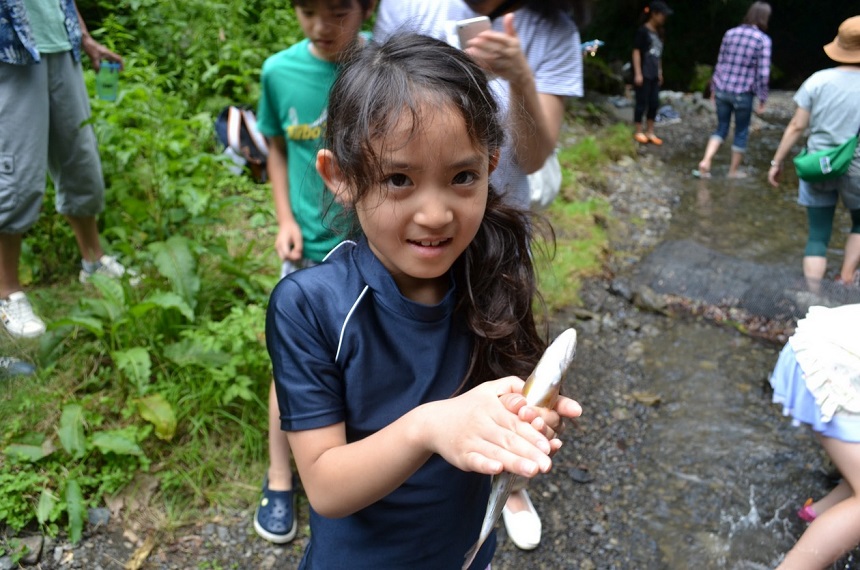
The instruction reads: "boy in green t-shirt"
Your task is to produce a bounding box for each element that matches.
[254,0,376,544]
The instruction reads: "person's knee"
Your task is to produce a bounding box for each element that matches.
[806,206,836,256]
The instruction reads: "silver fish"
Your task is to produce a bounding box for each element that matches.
[462,327,578,569]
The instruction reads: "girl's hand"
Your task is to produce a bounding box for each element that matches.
[421,377,557,478]
[634,73,643,87]
[513,395,582,457]
[463,13,531,87]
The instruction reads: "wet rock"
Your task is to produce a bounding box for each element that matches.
[624,341,645,362]
[87,508,110,527]
[588,522,607,535]
[19,535,42,565]
[608,277,633,301]
[568,467,594,484]
[632,285,668,314]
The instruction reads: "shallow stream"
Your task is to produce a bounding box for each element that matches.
[621,100,858,568]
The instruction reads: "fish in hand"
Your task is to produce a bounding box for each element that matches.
[462,327,578,569]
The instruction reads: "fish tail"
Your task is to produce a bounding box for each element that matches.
[462,473,518,569]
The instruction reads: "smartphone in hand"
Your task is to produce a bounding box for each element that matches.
[456,16,490,48]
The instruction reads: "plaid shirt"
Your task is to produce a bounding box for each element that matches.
[711,24,771,103]
[0,0,83,65]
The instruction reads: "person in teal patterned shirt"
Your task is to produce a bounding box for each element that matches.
[0,0,132,339]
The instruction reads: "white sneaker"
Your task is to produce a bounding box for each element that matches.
[0,292,47,338]
[502,489,542,551]
[79,255,140,285]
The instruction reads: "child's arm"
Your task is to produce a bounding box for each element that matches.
[268,136,304,262]
[287,377,582,519]
[632,48,643,86]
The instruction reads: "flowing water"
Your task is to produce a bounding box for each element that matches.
[622,103,859,569]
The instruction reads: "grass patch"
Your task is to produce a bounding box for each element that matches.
[536,197,609,312]
[535,119,635,312]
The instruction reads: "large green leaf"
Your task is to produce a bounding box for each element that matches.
[112,347,152,393]
[131,291,195,322]
[88,273,128,321]
[163,337,230,368]
[58,405,86,460]
[65,479,84,543]
[4,443,49,462]
[91,430,145,456]
[148,236,200,309]
[48,316,104,338]
[37,488,57,524]
[137,393,177,441]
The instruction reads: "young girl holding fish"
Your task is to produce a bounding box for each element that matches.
[265,32,582,569]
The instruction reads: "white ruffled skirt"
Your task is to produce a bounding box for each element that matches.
[769,304,860,442]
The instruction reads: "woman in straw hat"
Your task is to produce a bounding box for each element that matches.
[768,16,860,291]
[766,24,860,570]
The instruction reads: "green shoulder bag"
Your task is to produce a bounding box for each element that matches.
[793,122,860,183]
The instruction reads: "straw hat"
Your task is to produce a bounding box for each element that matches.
[824,16,860,64]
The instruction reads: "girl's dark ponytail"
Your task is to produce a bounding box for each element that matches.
[455,191,550,391]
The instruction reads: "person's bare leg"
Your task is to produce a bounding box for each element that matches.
[810,480,853,516]
[727,150,744,178]
[803,256,827,280]
[65,215,104,263]
[803,256,827,294]
[777,437,860,569]
[839,233,860,284]
[698,137,721,174]
[0,233,23,298]
[267,381,293,491]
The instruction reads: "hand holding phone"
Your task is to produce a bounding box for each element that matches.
[456,16,491,49]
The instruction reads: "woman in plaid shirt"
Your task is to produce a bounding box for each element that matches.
[694,2,772,179]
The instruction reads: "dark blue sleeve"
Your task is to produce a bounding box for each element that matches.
[266,276,345,432]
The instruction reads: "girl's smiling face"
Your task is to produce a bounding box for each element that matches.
[352,102,494,304]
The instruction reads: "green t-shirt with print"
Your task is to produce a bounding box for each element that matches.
[257,38,346,263]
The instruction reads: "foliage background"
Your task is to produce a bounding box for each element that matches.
[584,0,857,92]
[1,0,304,545]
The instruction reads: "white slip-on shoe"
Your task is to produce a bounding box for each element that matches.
[502,489,542,550]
